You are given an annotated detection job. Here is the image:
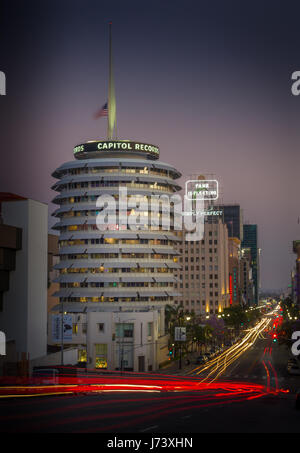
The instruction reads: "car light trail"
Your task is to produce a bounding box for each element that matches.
[189,317,272,383]
[0,376,272,398]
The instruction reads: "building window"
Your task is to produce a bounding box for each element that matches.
[147,322,153,337]
[78,349,87,363]
[94,344,108,369]
[116,323,134,338]
[98,323,105,333]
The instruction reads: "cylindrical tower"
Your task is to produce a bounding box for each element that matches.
[52,140,182,312]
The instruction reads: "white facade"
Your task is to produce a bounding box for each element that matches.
[48,308,168,371]
[0,199,48,360]
[50,140,181,371]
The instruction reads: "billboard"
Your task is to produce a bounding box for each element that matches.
[175,327,186,342]
[52,314,73,342]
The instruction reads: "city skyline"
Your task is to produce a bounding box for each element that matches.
[1,0,300,436]
[1,0,300,291]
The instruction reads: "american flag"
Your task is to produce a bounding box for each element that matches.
[94,102,108,119]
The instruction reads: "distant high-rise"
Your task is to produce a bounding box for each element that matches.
[242,224,259,305]
[239,247,254,305]
[222,205,243,241]
[228,237,241,306]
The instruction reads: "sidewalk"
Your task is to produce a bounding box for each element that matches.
[155,352,200,375]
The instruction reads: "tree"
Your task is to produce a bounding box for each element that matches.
[191,324,213,351]
[280,297,300,321]
[223,306,247,330]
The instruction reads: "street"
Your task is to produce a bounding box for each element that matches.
[0,315,299,433]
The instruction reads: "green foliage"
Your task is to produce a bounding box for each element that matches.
[280,297,300,321]
[223,305,260,330]
[223,306,247,329]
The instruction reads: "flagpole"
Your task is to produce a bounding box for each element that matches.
[108,21,116,140]
[107,21,111,139]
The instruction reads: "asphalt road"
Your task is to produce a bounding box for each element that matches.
[0,383,298,433]
[188,337,300,392]
[0,318,299,433]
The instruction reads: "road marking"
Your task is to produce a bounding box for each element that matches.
[139,425,159,432]
[181,415,191,419]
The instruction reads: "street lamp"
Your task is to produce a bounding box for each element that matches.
[83,306,89,373]
[60,300,64,366]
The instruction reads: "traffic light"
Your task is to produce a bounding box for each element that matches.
[272,333,277,342]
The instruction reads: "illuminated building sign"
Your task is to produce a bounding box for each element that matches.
[202,209,223,216]
[73,140,160,159]
[185,180,219,201]
[229,275,233,305]
[233,268,237,301]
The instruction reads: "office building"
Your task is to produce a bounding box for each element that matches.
[48,234,59,314]
[242,224,259,304]
[222,204,243,241]
[228,237,241,305]
[50,140,182,370]
[0,193,48,366]
[174,219,230,315]
[239,247,254,306]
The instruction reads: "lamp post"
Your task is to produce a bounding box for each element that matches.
[83,307,89,373]
[60,300,64,366]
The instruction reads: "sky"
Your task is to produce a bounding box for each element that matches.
[0,0,300,291]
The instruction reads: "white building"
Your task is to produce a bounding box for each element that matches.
[0,195,48,361]
[48,307,168,371]
[50,140,182,371]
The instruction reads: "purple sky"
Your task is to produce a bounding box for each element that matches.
[0,0,300,291]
